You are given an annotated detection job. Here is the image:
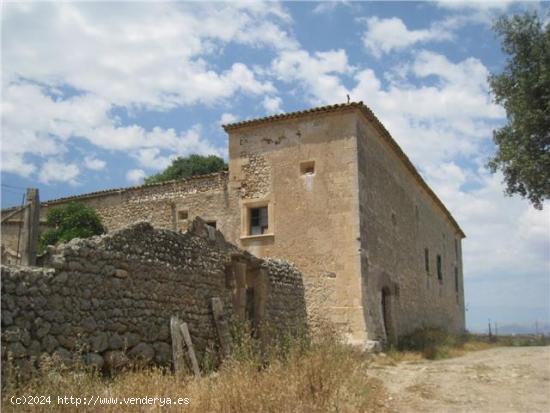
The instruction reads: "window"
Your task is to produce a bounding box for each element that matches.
[206,220,217,229]
[437,254,443,281]
[178,210,188,220]
[424,248,430,274]
[249,206,268,235]
[300,161,315,175]
[454,267,459,293]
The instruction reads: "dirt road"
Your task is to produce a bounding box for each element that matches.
[369,346,550,413]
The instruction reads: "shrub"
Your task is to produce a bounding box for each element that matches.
[38,202,105,252]
[398,327,457,360]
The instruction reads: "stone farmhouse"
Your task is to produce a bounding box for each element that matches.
[1,102,466,346]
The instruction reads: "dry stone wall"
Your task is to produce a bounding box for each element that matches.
[262,259,307,336]
[1,218,306,378]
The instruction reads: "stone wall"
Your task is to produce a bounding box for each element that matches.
[1,218,306,378]
[356,115,465,341]
[227,109,366,345]
[263,259,308,337]
[0,172,241,254]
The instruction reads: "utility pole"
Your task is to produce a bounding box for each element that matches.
[20,188,40,266]
[488,318,492,341]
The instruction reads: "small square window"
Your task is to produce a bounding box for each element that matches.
[249,206,268,235]
[178,210,188,220]
[300,161,315,175]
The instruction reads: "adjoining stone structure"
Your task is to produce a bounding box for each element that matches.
[1,218,307,377]
[1,102,466,347]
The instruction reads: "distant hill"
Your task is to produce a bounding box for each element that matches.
[495,322,550,335]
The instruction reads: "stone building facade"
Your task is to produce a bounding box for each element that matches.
[1,102,466,346]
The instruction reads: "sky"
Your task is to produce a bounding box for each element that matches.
[1,0,549,332]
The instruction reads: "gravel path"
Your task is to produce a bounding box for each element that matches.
[369,346,550,413]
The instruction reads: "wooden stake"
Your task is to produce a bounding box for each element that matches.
[180,322,200,377]
[211,297,232,359]
[170,316,186,377]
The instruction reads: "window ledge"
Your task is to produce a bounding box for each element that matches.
[240,233,275,241]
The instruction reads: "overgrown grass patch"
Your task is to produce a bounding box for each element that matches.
[390,327,549,361]
[2,331,387,413]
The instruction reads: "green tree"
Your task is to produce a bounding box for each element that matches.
[39,202,105,252]
[488,12,550,209]
[144,154,227,185]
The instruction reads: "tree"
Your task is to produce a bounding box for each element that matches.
[144,154,227,185]
[488,12,550,209]
[39,202,105,251]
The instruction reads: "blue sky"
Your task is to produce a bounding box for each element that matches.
[2,1,549,331]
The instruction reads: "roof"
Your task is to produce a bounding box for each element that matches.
[222,102,360,131]
[223,101,465,238]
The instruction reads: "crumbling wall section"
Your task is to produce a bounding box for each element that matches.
[263,259,308,336]
[1,219,306,378]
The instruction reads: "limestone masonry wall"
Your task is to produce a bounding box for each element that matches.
[0,172,241,254]
[1,219,306,378]
[357,115,465,341]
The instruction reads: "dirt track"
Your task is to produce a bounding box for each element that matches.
[370,346,550,413]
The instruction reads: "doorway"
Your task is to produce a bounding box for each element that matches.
[381,287,394,345]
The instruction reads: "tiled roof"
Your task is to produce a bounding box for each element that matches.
[223,101,465,238]
[222,102,361,130]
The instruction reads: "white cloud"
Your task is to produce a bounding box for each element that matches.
[132,148,172,171]
[272,49,351,104]
[39,159,80,185]
[219,113,238,125]
[1,2,290,181]
[362,17,454,57]
[437,0,515,11]
[126,169,146,184]
[349,51,503,167]
[312,1,352,14]
[83,156,106,171]
[262,96,283,114]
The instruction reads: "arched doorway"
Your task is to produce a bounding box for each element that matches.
[381,287,395,346]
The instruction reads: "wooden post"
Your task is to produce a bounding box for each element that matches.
[21,188,39,266]
[180,322,200,377]
[211,297,232,359]
[170,316,186,377]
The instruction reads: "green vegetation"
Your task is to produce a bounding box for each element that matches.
[488,12,550,209]
[38,202,105,252]
[393,326,549,361]
[144,154,227,185]
[2,328,384,413]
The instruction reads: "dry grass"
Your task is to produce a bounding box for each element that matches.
[2,333,388,413]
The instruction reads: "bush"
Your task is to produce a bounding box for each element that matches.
[38,202,105,252]
[398,327,458,360]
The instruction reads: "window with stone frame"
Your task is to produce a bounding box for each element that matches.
[249,206,269,235]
